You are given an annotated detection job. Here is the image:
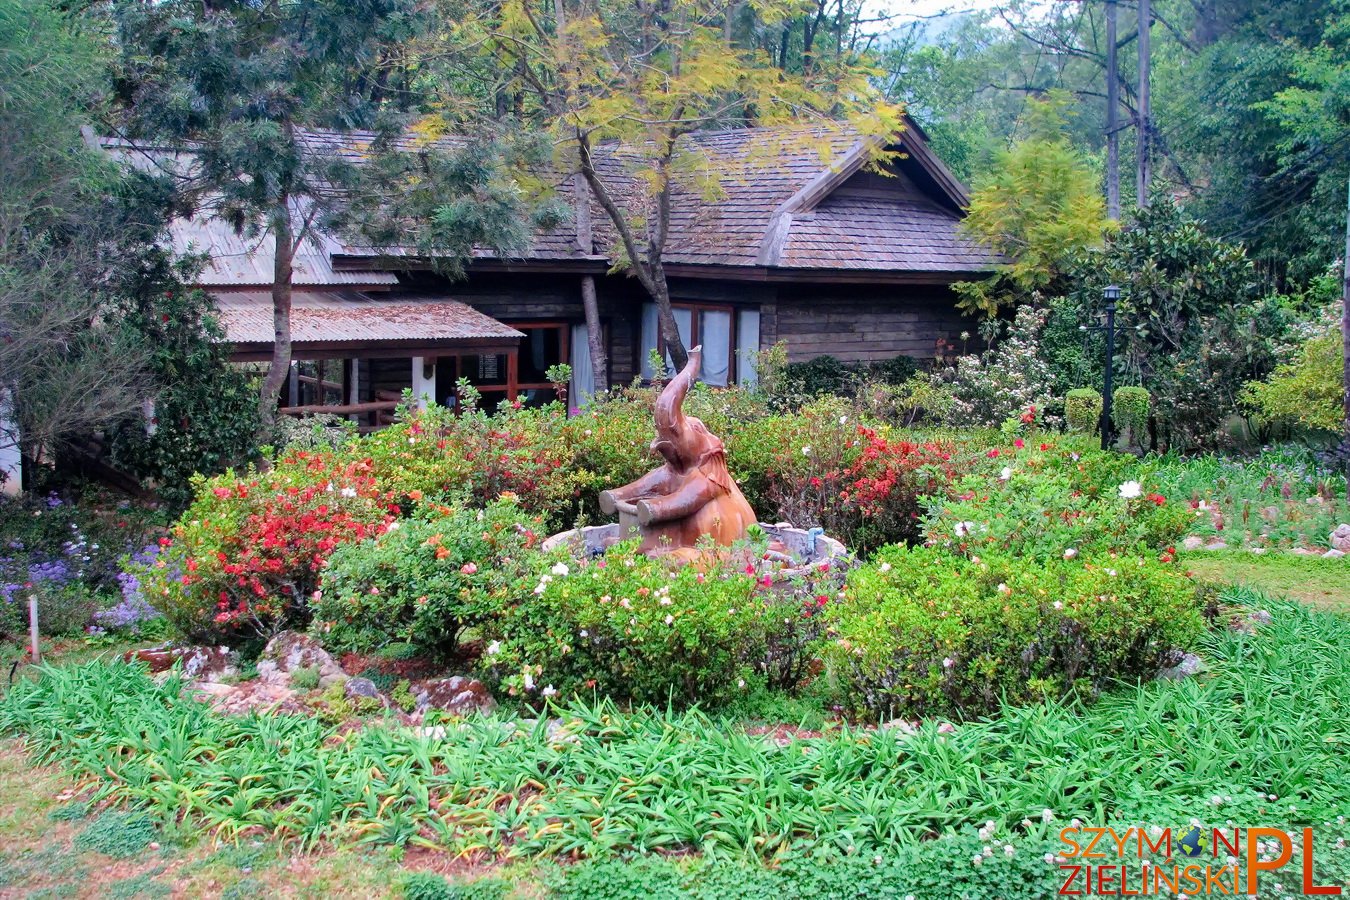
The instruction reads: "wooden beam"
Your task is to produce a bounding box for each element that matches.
[279,400,400,416]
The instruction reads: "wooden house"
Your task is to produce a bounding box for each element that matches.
[127,120,996,421]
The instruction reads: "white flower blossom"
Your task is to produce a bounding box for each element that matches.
[1063,548,1078,560]
[551,562,570,576]
[879,562,892,573]
[1000,467,1013,481]
[1041,809,1055,823]
[664,614,674,625]
[487,641,501,655]
[801,446,812,456]
[1053,601,1064,610]
[942,657,954,668]
[541,685,557,697]
[1118,481,1142,499]
[523,672,535,691]
[340,487,357,499]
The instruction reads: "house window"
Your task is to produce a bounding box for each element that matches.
[509,322,569,407]
[639,302,759,387]
[435,322,570,411]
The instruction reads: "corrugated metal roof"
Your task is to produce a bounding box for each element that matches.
[215,291,523,345]
[99,138,397,288]
[172,216,399,287]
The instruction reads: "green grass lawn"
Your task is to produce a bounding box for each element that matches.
[1183,550,1350,614]
[3,569,1350,897]
[1,588,1349,898]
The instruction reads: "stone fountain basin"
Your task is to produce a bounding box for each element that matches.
[541,522,850,581]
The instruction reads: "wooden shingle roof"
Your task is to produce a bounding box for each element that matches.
[108,119,997,283]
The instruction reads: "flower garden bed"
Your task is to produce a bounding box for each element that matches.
[4,390,1350,896]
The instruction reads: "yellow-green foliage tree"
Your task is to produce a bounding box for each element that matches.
[1241,327,1342,434]
[953,91,1109,317]
[440,0,901,370]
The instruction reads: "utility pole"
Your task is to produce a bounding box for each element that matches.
[1105,0,1120,219]
[1136,0,1152,206]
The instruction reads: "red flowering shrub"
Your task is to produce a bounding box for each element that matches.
[362,402,575,520]
[136,451,397,642]
[731,399,972,551]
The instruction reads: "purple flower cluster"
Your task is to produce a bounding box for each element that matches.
[93,543,165,632]
[92,593,161,630]
[1,558,73,605]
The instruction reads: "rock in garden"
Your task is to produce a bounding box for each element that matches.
[1323,549,1345,559]
[256,631,345,689]
[412,676,496,716]
[196,681,304,716]
[1159,652,1205,680]
[1204,540,1228,551]
[1181,536,1206,551]
[126,645,238,682]
[1331,524,1350,552]
[344,677,387,704]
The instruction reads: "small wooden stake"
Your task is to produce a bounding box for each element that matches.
[28,595,39,663]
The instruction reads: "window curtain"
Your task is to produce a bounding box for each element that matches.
[640,303,692,378]
[640,303,659,379]
[570,323,595,407]
[736,308,760,387]
[700,309,731,386]
[667,308,693,373]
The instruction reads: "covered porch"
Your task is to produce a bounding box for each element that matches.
[215,291,533,428]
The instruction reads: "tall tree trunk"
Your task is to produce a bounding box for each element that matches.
[258,195,295,427]
[1136,0,1152,206]
[576,135,689,373]
[649,258,687,372]
[580,275,607,389]
[1341,178,1350,455]
[572,171,608,389]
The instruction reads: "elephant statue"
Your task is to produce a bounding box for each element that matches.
[599,345,757,556]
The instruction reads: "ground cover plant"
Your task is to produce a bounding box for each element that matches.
[3,590,1348,881]
[1151,446,1350,551]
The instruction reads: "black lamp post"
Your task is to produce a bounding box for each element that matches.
[1100,284,1120,451]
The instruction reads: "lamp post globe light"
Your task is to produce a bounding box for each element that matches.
[1100,284,1120,451]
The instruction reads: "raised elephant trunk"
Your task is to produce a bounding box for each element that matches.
[652,345,702,469]
[653,345,700,440]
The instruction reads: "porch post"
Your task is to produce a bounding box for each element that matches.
[412,356,436,409]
